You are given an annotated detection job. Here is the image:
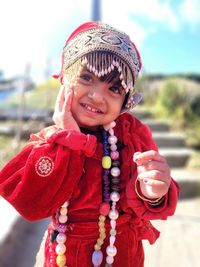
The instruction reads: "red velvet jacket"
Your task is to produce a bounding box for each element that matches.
[0,113,179,266]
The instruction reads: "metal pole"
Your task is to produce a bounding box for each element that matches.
[14,63,31,150]
[44,57,52,109]
[92,0,101,21]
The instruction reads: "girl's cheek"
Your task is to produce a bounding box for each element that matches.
[73,83,84,94]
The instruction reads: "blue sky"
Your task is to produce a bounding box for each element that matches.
[0,0,200,83]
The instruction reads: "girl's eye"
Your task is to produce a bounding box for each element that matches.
[79,73,93,82]
[110,86,123,95]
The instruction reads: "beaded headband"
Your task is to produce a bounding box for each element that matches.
[61,22,143,111]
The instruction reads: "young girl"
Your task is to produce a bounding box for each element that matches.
[0,21,179,267]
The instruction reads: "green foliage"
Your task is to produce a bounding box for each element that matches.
[138,75,200,149]
[146,73,200,83]
[190,95,200,116]
[135,76,158,107]
[156,80,189,119]
[186,118,200,149]
[155,79,190,127]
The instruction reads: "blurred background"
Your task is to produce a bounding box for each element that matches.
[0,0,200,266]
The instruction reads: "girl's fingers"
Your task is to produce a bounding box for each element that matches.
[138,170,170,181]
[137,161,171,175]
[139,179,169,198]
[141,178,166,188]
[133,150,167,165]
[55,86,65,113]
[62,88,73,113]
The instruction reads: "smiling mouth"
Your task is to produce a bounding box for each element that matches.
[81,103,103,114]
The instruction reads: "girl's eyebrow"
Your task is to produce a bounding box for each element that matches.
[80,69,95,76]
[111,79,122,87]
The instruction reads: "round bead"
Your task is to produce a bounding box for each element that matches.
[108,135,117,145]
[110,151,119,160]
[56,243,66,255]
[56,233,67,244]
[109,210,119,220]
[111,167,120,177]
[110,144,117,151]
[106,245,117,257]
[102,156,112,169]
[60,207,68,215]
[56,255,66,266]
[92,250,103,265]
[106,255,114,264]
[99,202,110,216]
[58,215,68,224]
[110,192,120,202]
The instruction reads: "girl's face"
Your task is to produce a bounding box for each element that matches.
[70,68,126,130]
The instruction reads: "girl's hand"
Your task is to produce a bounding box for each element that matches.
[133,150,171,200]
[52,85,80,132]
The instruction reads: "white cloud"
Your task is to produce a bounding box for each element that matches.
[102,0,179,32]
[101,2,148,49]
[101,0,180,59]
[0,0,92,81]
[180,0,200,26]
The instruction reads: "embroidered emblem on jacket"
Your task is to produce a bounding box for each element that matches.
[35,156,54,177]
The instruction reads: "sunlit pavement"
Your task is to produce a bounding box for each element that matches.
[144,197,200,267]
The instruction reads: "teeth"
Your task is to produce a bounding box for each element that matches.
[83,104,101,113]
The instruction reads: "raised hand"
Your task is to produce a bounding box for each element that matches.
[52,85,80,132]
[133,150,171,200]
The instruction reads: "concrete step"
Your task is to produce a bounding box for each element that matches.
[144,119,171,132]
[171,168,200,199]
[159,148,194,168]
[132,110,153,120]
[153,132,186,147]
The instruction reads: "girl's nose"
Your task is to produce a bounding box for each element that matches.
[88,88,105,103]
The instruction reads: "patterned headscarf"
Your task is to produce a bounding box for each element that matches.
[57,21,143,112]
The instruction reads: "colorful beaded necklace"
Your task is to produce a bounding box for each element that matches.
[51,121,120,267]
